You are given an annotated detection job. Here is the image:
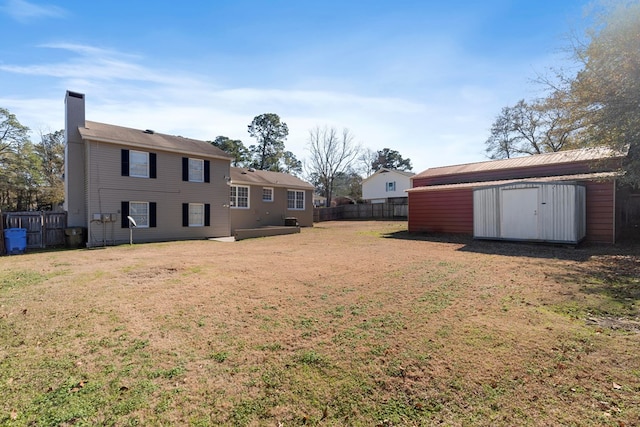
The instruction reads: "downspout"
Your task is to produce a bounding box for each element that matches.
[85,138,91,247]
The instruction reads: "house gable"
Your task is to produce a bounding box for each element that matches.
[362,168,415,201]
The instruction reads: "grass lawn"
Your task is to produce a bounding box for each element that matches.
[0,220,639,426]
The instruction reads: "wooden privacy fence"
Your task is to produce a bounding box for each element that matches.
[314,202,408,222]
[619,193,640,241]
[2,211,67,250]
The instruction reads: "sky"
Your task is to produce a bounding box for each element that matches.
[0,0,593,174]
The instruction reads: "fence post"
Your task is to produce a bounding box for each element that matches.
[39,212,45,248]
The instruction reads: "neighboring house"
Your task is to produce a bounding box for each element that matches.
[313,194,327,208]
[407,148,629,244]
[362,168,415,203]
[64,91,233,247]
[331,196,355,207]
[228,167,314,232]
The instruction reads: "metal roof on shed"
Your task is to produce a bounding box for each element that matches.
[412,148,624,180]
[407,171,620,193]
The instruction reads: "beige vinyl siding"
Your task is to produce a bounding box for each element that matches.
[86,140,230,246]
[289,189,314,226]
[285,188,313,226]
[230,186,314,232]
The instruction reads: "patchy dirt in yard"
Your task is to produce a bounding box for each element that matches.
[586,316,640,332]
[0,221,639,426]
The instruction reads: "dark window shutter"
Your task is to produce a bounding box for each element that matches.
[204,204,211,226]
[121,201,129,228]
[121,150,129,176]
[182,203,189,227]
[149,153,157,179]
[149,202,157,227]
[182,157,189,181]
[204,160,210,183]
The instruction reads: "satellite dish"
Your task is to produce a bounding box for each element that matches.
[127,216,137,245]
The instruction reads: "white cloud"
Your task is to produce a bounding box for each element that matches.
[1,0,66,23]
[0,96,61,133]
[0,43,198,86]
[0,42,512,173]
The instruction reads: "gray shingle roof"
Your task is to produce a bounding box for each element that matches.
[78,120,232,160]
[230,167,314,190]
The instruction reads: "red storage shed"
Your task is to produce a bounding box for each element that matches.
[408,148,626,244]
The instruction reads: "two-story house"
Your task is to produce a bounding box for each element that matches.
[64,91,233,247]
[362,168,415,204]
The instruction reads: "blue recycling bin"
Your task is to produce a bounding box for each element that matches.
[4,228,27,255]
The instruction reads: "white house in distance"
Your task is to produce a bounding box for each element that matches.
[362,168,415,203]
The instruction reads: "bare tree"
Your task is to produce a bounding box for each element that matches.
[485,105,519,159]
[306,126,361,206]
[485,99,577,159]
[356,148,378,177]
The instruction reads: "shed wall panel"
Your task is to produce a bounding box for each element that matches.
[537,184,585,243]
[473,183,585,243]
[473,187,500,238]
[408,189,473,234]
[582,181,615,244]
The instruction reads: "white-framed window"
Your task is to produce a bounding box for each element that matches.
[230,185,249,208]
[386,181,396,192]
[188,158,204,182]
[262,187,274,202]
[188,203,204,226]
[129,201,149,228]
[287,190,305,210]
[130,150,149,178]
